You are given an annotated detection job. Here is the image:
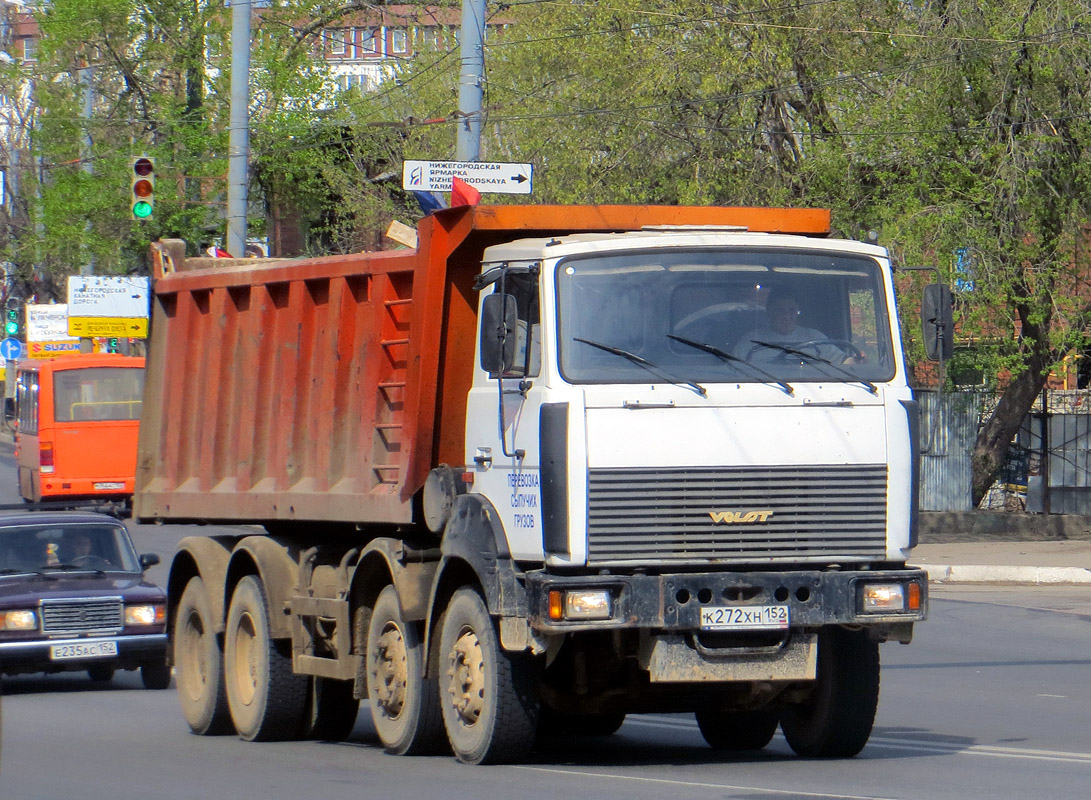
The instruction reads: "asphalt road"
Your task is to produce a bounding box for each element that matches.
[3,444,1091,798]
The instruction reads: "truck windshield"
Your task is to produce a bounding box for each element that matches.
[556,248,896,386]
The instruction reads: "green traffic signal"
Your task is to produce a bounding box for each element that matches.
[5,321,17,336]
[132,200,153,219]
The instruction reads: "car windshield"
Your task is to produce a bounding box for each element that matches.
[556,248,897,386]
[0,523,140,573]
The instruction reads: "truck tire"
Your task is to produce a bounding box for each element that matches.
[695,709,778,751]
[539,708,626,738]
[174,576,232,735]
[224,575,308,741]
[438,587,539,764]
[365,585,446,755]
[302,677,359,741]
[140,662,172,690]
[780,627,880,758]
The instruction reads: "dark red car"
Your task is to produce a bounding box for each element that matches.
[0,510,169,688]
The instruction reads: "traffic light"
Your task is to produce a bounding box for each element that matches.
[5,297,22,338]
[131,157,155,220]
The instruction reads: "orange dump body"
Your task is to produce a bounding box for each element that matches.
[133,204,831,525]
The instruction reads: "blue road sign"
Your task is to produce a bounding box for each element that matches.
[0,337,23,360]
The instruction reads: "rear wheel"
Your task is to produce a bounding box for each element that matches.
[224,575,308,741]
[780,628,880,758]
[140,662,172,690]
[87,664,114,683]
[695,709,779,751]
[438,587,539,764]
[302,677,359,741]
[174,576,232,735]
[366,585,446,755]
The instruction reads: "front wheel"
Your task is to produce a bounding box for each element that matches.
[438,588,539,764]
[780,628,880,758]
[365,585,445,755]
[223,575,308,741]
[302,677,359,741]
[174,576,232,735]
[87,664,114,683]
[141,662,172,690]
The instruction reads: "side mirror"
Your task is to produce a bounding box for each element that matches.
[479,293,518,374]
[921,283,953,362]
[139,553,160,570]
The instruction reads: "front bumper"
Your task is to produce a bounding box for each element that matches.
[526,567,928,633]
[0,633,167,674]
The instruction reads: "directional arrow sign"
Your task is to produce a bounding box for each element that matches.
[402,160,533,195]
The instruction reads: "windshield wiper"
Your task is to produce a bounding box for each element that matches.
[574,337,707,397]
[750,340,878,394]
[667,335,794,396]
[38,563,106,575]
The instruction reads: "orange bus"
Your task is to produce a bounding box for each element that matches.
[14,354,145,503]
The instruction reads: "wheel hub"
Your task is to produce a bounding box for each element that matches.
[373,623,408,717]
[446,627,484,726]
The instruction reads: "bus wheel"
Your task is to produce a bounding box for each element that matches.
[366,585,446,755]
[780,627,880,758]
[302,677,359,741]
[224,575,308,741]
[175,576,232,734]
[438,587,539,764]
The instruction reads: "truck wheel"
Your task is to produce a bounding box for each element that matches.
[780,628,880,758]
[140,662,172,690]
[366,585,446,755]
[174,576,232,735]
[695,709,778,751]
[302,677,359,741]
[224,575,308,741]
[539,708,626,737]
[438,587,539,764]
[87,664,114,683]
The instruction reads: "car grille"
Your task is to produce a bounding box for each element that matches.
[40,598,124,634]
[586,464,888,565]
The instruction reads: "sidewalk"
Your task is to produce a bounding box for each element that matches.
[913,540,1091,585]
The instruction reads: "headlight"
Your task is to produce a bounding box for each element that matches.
[548,589,613,621]
[0,609,38,631]
[125,604,166,626]
[860,582,922,613]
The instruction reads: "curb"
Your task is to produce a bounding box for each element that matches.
[917,563,1091,585]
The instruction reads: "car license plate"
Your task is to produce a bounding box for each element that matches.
[50,640,118,661]
[94,481,125,490]
[699,605,789,631]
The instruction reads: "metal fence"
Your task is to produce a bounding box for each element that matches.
[917,389,1091,514]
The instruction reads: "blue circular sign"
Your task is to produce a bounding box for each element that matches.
[0,337,24,361]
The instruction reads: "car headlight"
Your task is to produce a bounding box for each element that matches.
[0,609,38,631]
[125,604,166,626]
[859,581,923,613]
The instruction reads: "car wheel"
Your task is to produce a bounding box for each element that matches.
[141,662,172,690]
[87,664,115,683]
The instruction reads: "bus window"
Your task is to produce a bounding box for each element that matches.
[54,367,144,422]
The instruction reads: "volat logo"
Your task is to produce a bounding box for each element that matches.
[709,510,774,524]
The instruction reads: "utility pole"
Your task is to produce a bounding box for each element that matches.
[456,0,485,161]
[80,64,95,275]
[226,0,250,257]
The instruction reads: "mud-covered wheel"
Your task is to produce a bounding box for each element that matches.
[438,587,539,764]
[174,576,232,735]
[87,664,114,683]
[224,575,308,741]
[140,661,172,690]
[302,677,359,741]
[695,709,779,751]
[780,627,880,758]
[366,584,445,755]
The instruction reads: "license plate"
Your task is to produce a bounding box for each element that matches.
[50,640,118,661]
[94,482,125,490]
[699,605,789,631]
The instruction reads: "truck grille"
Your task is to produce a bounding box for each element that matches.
[587,465,887,565]
[40,598,124,634]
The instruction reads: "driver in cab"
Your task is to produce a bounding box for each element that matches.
[733,288,825,361]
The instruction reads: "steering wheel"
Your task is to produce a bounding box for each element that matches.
[72,554,113,569]
[792,338,866,362]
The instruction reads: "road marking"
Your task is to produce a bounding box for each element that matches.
[624,715,1091,766]
[512,766,901,800]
